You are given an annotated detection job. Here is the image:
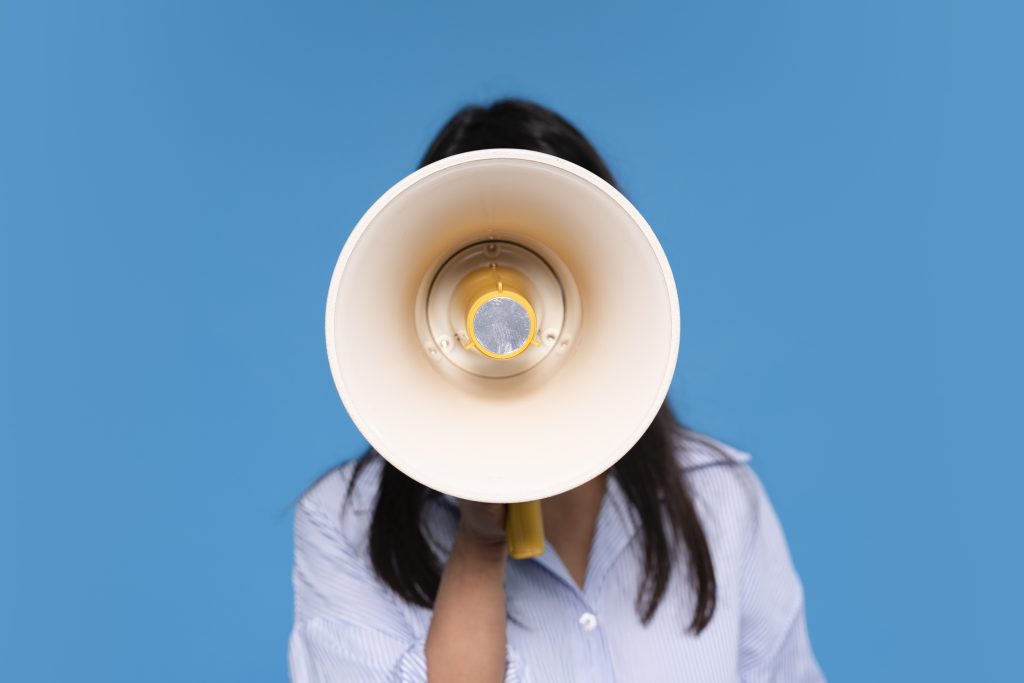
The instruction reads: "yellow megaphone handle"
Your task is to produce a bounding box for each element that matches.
[506,500,545,559]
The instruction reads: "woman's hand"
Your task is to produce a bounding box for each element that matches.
[424,500,509,682]
[456,500,507,549]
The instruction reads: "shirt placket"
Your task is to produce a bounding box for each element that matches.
[527,476,638,683]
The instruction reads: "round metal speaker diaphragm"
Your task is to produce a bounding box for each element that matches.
[472,295,533,356]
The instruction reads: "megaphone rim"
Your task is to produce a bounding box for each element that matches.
[324,148,680,502]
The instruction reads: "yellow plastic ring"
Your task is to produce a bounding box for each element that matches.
[466,289,538,360]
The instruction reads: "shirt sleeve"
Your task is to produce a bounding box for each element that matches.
[288,480,526,683]
[737,470,826,683]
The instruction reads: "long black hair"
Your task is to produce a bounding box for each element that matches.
[345,99,719,633]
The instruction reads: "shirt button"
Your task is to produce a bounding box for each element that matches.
[578,612,598,632]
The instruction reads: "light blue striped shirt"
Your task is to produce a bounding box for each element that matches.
[289,430,824,682]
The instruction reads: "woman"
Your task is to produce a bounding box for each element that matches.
[289,99,824,682]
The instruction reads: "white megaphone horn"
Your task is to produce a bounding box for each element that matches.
[325,149,680,559]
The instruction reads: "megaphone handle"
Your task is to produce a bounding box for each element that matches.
[506,500,545,559]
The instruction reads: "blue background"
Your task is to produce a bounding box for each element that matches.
[2,1,1021,681]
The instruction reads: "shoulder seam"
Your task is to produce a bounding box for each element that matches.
[676,427,753,470]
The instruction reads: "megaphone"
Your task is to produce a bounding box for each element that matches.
[325,149,679,559]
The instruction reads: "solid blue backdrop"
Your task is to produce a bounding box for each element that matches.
[1,1,1020,681]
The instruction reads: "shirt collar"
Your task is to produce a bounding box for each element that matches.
[345,430,750,598]
[432,472,636,539]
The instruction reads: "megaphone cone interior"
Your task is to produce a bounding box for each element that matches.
[326,149,680,514]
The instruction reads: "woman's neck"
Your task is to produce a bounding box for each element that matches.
[540,471,608,588]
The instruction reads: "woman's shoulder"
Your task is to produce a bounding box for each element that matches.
[301,452,381,506]
[672,426,753,471]
[292,454,421,630]
[295,453,383,552]
[669,427,770,547]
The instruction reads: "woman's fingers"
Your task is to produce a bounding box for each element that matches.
[456,499,507,547]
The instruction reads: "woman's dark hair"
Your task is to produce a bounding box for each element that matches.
[345,99,718,633]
